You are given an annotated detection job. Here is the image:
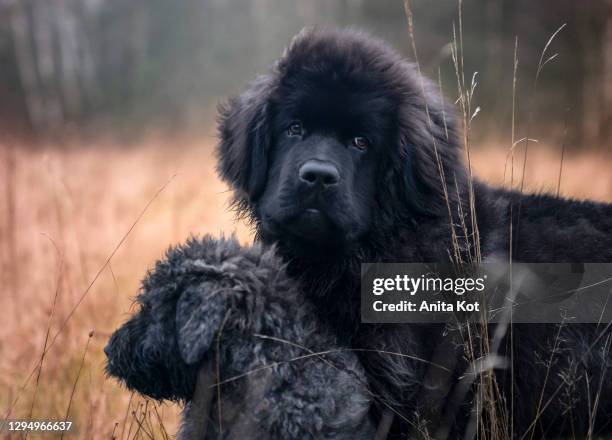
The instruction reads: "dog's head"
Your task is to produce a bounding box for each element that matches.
[217,28,464,255]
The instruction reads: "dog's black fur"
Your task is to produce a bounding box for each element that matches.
[106,28,612,438]
[216,28,612,437]
[105,236,375,439]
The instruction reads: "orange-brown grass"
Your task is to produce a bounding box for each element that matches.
[0,137,610,439]
[472,144,612,203]
[0,138,251,439]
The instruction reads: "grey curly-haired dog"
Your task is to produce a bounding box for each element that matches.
[105,236,376,439]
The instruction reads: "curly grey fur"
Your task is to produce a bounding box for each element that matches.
[105,235,375,439]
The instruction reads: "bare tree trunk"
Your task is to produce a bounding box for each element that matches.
[3,143,18,299]
[9,0,105,134]
[10,1,46,132]
[33,0,65,130]
[485,0,503,113]
[600,0,612,147]
[580,2,606,149]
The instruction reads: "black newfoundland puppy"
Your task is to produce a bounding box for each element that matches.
[107,28,612,438]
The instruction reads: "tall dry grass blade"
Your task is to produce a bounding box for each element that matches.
[120,392,135,440]
[527,322,566,440]
[503,37,519,188]
[25,234,63,440]
[586,334,611,439]
[438,67,449,141]
[441,353,506,439]
[515,23,566,247]
[509,35,519,440]
[454,174,472,262]
[457,0,465,92]
[126,408,137,440]
[61,330,93,440]
[131,400,154,440]
[450,34,479,264]
[151,403,170,440]
[2,175,175,424]
[450,0,481,264]
[449,2,511,436]
[87,369,94,436]
[141,400,155,440]
[536,24,567,78]
[404,0,462,264]
[109,262,120,296]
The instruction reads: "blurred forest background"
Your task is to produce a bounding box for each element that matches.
[1,0,612,148]
[1,1,612,439]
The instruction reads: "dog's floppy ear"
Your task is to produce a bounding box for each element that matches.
[216,74,276,201]
[176,282,227,365]
[395,69,466,218]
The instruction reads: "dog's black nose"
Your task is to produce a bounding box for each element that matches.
[299,160,340,187]
[103,343,111,358]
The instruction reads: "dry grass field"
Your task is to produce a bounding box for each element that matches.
[1,137,611,438]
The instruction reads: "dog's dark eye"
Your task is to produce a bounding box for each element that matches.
[352,136,369,150]
[287,121,303,136]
